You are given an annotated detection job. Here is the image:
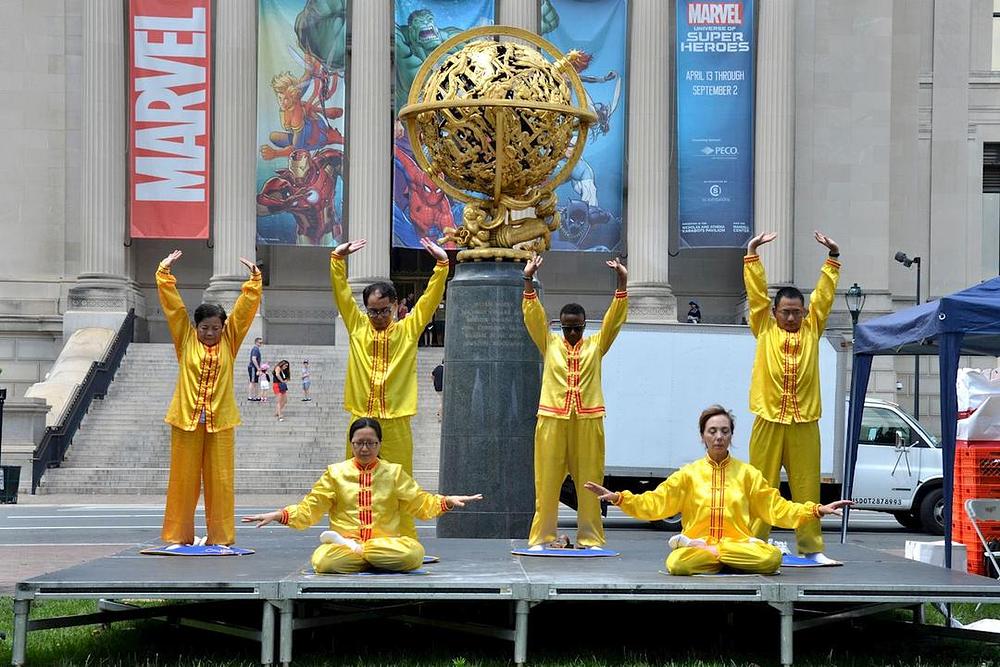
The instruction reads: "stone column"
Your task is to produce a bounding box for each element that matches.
[499,0,536,30]
[203,0,262,342]
[65,0,144,339]
[625,0,676,322]
[754,0,795,285]
[346,0,392,294]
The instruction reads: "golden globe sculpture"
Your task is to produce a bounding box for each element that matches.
[398,26,597,262]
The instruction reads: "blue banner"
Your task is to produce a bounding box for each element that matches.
[676,0,755,249]
[545,0,628,254]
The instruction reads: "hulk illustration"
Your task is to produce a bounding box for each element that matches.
[393,0,560,113]
[295,0,347,73]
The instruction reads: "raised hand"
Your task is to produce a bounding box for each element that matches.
[583,481,620,504]
[445,493,484,509]
[747,232,777,255]
[817,499,854,517]
[238,257,260,276]
[523,255,544,279]
[240,511,282,528]
[333,239,367,257]
[160,250,183,268]
[814,231,840,255]
[605,257,627,277]
[420,237,448,262]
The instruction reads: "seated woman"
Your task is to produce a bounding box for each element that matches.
[585,405,851,575]
[242,417,482,573]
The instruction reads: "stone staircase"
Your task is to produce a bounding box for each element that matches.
[36,343,446,495]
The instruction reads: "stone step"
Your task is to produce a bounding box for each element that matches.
[37,472,441,494]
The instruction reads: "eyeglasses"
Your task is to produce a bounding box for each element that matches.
[351,440,380,449]
[561,324,586,332]
[366,306,393,318]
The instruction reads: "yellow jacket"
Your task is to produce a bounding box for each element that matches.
[281,458,448,541]
[522,290,628,419]
[330,254,449,418]
[744,255,840,423]
[156,266,262,432]
[616,454,820,544]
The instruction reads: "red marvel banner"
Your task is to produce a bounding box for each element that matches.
[128,0,211,239]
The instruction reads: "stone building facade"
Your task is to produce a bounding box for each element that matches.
[1,0,999,434]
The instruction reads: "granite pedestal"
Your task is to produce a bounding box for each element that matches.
[436,261,540,538]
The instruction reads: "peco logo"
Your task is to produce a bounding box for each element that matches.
[699,146,739,156]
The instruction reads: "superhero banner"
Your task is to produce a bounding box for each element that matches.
[128,0,211,239]
[392,0,495,249]
[676,0,755,249]
[256,0,346,247]
[545,0,628,253]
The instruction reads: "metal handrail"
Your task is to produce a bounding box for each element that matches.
[31,309,136,493]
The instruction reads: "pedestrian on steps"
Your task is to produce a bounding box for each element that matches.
[301,360,312,401]
[273,360,290,421]
[258,363,271,403]
[247,337,263,401]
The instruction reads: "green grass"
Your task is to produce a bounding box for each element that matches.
[0,598,997,666]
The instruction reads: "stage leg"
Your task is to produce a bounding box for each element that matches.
[261,600,275,666]
[514,600,530,665]
[278,600,294,666]
[777,602,793,667]
[12,598,30,666]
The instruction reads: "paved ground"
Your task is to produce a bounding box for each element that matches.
[0,497,925,594]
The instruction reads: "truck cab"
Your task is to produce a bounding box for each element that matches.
[851,399,943,534]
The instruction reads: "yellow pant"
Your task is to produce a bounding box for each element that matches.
[345,414,416,539]
[528,415,606,548]
[162,425,235,545]
[748,416,823,554]
[311,536,425,573]
[666,539,782,575]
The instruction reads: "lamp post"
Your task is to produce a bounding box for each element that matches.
[894,251,922,420]
[844,282,866,337]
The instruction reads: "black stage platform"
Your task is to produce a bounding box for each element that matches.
[12,538,1000,666]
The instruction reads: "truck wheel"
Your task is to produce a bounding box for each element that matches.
[918,488,944,536]
[892,511,922,531]
[649,515,682,531]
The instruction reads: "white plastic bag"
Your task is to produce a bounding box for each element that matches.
[956,368,1000,415]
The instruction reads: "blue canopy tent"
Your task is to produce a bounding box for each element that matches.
[839,276,1000,568]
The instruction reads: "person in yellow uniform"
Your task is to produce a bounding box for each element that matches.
[744,230,841,563]
[521,255,628,550]
[242,418,482,573]
[329,236,450,538]
[156,250,262,546]
[585,405,852,575]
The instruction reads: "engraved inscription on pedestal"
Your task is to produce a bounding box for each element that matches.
[437,262,541,538]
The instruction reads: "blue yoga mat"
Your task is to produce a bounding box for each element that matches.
[660,570,777,577]
[511,548,619,557]
[302,567,428,576]
[780,553,841,567]
[140,544,255,556]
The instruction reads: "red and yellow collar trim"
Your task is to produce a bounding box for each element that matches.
[352,458,379,472]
